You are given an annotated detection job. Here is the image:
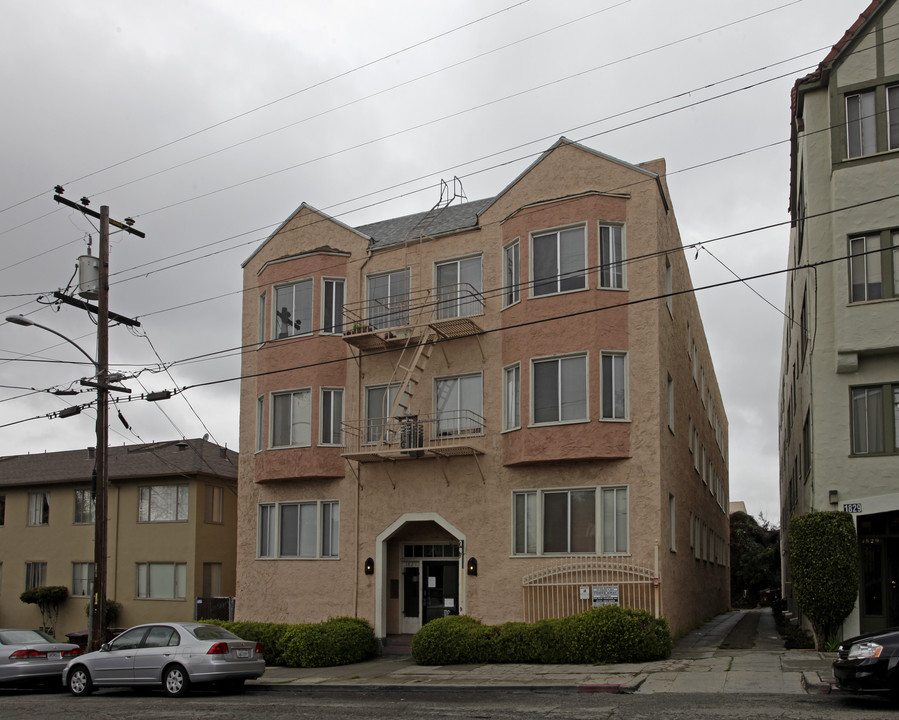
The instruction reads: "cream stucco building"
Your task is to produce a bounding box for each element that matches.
[237,138,729,640]
[0,439,238,641]
[781,0,899,636]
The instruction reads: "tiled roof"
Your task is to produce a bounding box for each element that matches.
[357,198,494,249]
[0,438,237,487]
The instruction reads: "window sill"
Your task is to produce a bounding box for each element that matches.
[598,285,628,292]
[529,286,589,300]
[847,296,899,307]
[599,417,630,423]
[527,418,590,429]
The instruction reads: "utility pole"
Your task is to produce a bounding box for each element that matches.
[53,192,143,651]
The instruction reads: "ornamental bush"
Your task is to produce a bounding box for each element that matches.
[788,511,859,650]
[410,607,671,666]
[212,617,376,668]
[20,585,68,634]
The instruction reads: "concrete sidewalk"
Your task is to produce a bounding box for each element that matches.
[248,608,836,695]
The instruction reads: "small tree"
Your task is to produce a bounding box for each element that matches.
[730,511,780,606]
[788,511,859,650]
[20,585,69,635]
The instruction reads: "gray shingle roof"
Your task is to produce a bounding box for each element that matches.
[356,198,494,249]
[0,438,237,487]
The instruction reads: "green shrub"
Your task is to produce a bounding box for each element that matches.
[411,615,491,665]
[788,511,859,650]
[410,607,671,666]
[211,617,376,668]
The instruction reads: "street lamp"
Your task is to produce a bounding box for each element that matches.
[5,314,109,650]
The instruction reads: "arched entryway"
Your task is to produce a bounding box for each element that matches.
[374,513,467,638]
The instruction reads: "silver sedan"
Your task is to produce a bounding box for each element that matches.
[0,628,82,686]
[63,622,265,697]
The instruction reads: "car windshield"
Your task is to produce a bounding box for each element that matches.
[189,625,241,642]
[0,629,55,645]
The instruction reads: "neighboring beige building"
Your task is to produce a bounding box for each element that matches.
[237,138,729,639]
[0,439,238,640]
[782,0,899,636]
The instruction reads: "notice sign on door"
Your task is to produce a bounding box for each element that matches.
[591,585,619,608]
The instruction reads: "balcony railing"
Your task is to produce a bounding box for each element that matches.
[342,284,484,351]
[341,410,486,462]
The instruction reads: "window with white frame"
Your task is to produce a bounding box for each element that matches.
[602,486,628,553]
[74,489,95,524]
[27,492,49,526]
[601,352,627,420]
[255,396,264,452]
[204,485,223,524]
[136,562,186,600]
[850,234,883,302]
[435,374,482,435]
[365,383,402,443]
[512,486,628,555]
[25,561,46,590]
[532,226,586,296]
[532,354,587,424]
[320,387,344,445]
[503,364,521,431]
[274,279,313,339]
[257,500,339,558]
[138,485,189,523]
[72,562,94,597]
[890,85,899,150]
[850,384,896,455]
[272,389,311,447]
[503,240,520,307]
[367,269,409,329]
[599,224,624,289]
[258,291,266,344]
[322,278,345,334]
[436,256,482,319]
[847,90,877,158]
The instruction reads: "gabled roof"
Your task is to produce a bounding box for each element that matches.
[242,202,371,268]
[357,198,493,250]
[792,0,887,113]
[0,438,237,488]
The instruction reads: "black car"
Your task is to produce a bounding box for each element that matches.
[832,626,899,698]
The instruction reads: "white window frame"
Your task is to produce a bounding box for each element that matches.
[600,352,628,421]
[503,363,521,431]
[274,278,314,340]
[74,489,95,525]
[434,372,483,436]
[849,234,883,302]
[271,388,312,448]
[320,387,344,446]
[136,562,187,600]
[25,561,46,591]
[72,562,94,597]
[258,291,266,345]
[365,383,402,444]
[322,277,345,334]
[847,89,877,158]
[256,500,340,559]
[851,385,885,455]
[530,225,587,297]
[511,486,629,556]
[138,484,189,523]
[598,223,625,289]
[255,396,264,452]
[502,240,520,308]
[27,492,49,526]
[530,353,589,426]
[366,268,410,329]
[435,255,482,319]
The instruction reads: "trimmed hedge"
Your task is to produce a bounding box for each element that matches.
[211,617,377,668]
[411,606,671,666]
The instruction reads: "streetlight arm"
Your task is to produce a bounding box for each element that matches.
[5,315,99,374]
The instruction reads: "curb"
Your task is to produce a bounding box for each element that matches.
[248,682,579,694]
[800,671,832,694]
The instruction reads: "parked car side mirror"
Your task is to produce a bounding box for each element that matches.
[100,643,111,652]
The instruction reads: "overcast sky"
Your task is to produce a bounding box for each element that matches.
[0,0,867,523]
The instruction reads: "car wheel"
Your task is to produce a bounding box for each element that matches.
[163,664,190,697]
[68,666,94,696]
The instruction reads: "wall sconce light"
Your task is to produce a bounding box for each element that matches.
[364,557,374,575]
[829,490,839,506]
[467,557,478,576]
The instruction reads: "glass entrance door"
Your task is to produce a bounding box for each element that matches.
[858,511,899,633]
[423,561,459,624]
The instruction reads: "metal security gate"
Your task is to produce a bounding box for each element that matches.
[521,549,660,622]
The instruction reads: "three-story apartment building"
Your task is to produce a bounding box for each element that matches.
[781,0,899,636]
[238,138,729,639]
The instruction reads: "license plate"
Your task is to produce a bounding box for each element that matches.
[236,649,250,658]
[47,652,61,660]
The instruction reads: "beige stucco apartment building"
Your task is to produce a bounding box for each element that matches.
[238,138,729,639]
[0,439,238,640]
[781,0,899,636]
